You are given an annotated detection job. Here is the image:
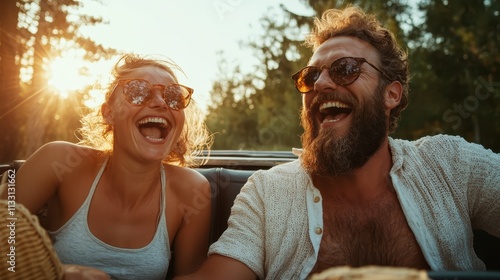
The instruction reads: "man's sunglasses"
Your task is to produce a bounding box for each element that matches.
[291,57,391,93]
[112,78,193,110]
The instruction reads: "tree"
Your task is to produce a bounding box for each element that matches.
[399,0,500,152]
[243,8,307,150]
[205,52,260,150]
[0,0,22,162]
[206,0,500,153]
[0,0,116,163]
[206,0,413,150]
[206,6,308,150]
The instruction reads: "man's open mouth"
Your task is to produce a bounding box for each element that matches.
[319,101,353,123]
[136,117,169,142]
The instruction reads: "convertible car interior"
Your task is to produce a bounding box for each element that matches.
[1,151,499,279]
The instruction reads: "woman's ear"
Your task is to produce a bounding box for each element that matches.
[101,102,114,125]
[384,81,403,110]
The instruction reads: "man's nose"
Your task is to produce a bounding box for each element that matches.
[314,68,338,93]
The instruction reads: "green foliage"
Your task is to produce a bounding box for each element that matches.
[206,0,500,152]
[205,54,259,150]
[396,0,500,152]
[205,7,306,150]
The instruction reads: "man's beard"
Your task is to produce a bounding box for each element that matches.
[300,84,388,177]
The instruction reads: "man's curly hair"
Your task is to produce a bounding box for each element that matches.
[305,6,409,133]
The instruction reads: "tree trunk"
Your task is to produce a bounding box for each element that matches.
[25,3,50,156]
[0,0,21,162]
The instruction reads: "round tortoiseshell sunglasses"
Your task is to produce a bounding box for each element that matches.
[292,57,391,93]
[112,78,193,110]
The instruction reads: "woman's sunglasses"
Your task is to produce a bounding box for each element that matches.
[112,78,193,110]
[291,57,391,93]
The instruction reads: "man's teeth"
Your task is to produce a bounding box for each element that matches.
[323,117,341,123]
[319,101,350,111]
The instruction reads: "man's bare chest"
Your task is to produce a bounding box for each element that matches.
[311,192,429,274]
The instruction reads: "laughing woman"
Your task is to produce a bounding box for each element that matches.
[3,54,213,279]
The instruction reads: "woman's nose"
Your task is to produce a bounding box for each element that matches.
[148,88,168,109]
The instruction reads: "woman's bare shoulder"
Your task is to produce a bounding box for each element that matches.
[163,164,209,194]
[11,142,104,213]
[33,141,100,158]
[20,141,103,179]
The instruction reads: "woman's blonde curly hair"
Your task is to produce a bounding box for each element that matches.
[78,54,212,167]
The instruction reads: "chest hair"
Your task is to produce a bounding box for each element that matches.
[311,191,429,274]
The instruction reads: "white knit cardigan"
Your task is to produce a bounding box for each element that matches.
[209,135,500,279]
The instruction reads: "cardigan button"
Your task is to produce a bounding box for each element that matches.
[315,227,323,234]
[313,196,320,203]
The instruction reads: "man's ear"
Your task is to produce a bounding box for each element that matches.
[101,102,114,125]
[384,81,403,110]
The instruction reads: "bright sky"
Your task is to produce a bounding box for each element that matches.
[77,0,313,111]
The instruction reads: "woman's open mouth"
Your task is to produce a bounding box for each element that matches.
[136,117,169,142]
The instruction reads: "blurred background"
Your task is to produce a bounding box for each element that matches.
[1,0,499,163]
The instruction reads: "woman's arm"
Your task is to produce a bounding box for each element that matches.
[171,168,212,276]
[175,254,257,280]
[0,141,70,213]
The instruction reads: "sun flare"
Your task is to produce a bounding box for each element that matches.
[47,55,88,99]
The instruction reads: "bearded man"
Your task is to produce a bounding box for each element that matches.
[178,6,500,280]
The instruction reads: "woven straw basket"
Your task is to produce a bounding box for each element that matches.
[0,200,63,280]
[309,265,429,280]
